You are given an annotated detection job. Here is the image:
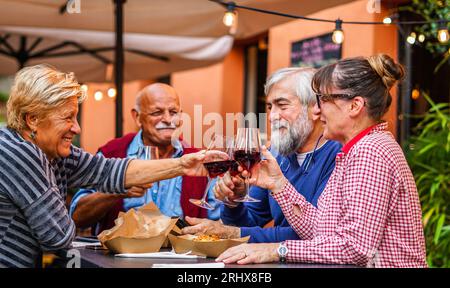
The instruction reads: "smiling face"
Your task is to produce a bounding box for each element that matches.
[266,77,314,155]
[33,96,81,160]
[134,84,181,147]
[312,87,354,143]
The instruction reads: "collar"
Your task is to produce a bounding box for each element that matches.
[127,129,183,158]
[341,122,387,154]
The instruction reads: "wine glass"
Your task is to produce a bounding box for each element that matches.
[189,135,232,210]
[233,127,261,203]
[215,138,240,208]
[137,146,159,204]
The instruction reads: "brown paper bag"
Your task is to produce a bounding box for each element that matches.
[97,202,177,254]
[168,234,250,258]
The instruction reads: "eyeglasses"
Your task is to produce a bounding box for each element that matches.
[315,93,357,109]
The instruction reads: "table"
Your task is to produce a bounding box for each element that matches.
[54,247,356,268]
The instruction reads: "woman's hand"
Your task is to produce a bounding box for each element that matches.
[179,150,229,177]
[216,243,279,265]
[244,146,288,194]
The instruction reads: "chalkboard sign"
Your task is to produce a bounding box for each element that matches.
[291,33,342,68]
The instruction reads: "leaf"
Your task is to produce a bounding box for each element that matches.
[418,142,438,155]
[433,214,446,245]
[423,207,435,227]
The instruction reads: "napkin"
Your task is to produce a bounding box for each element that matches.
[152,263,225,268]
[115,251,205,259]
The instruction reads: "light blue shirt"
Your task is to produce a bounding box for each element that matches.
[69,130,220,221]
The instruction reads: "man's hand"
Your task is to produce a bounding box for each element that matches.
[181,216,240,239]
[179,150,229,177]
[123,183,153,198]
[213,172,245,202]
[216,243,279,265]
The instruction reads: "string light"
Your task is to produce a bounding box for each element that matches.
[437,20,449,43]
[223,3,237,27]
[211,0,447,44]
[418,34,425,43]
[383,17,392,24]
[107,87,117,98]
[411,88,420,100]
[407,32,416,45]
[94,91,103,101]
[332,19,344,44]
[80,84,88,92]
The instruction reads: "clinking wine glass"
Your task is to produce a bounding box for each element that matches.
[233,127,261,203]
[189,135,233,210]
[137,146,159,203]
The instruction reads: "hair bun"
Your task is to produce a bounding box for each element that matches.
[367,54,405,89]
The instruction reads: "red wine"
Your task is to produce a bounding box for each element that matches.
[233,150,261,171]
[229,160,240,177]
[204,160,232,178]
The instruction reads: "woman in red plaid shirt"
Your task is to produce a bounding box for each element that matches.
[216,54,427,268]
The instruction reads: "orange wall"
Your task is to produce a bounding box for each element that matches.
[80,0,399,151]
[80,47,244,152]
[268,0,399,135]
[171,47,244,148]
[80,80,152,153]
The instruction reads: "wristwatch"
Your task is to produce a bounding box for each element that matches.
[277,242,288,263]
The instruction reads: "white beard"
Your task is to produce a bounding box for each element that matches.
[270,111,313,156]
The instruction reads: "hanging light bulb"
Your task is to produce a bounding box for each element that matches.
[437,20,449,43]
[94,91,103,101]
[223,3,237,27]
[383,16,392,24]
[107,87,116,98]
[332,19,344,44]
[418,34,425,43]
[80,84,88,92]
[406,32,416,45]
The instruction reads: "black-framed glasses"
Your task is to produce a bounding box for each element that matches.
[315,93,356,108]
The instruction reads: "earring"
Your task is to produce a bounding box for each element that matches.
[30,130,36,140]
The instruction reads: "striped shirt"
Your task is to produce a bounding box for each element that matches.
[272,122,427,267]
[0,128,131,267]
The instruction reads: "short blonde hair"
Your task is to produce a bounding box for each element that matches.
[7,64,86,131]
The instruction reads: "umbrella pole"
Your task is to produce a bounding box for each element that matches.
[114,0,125,137]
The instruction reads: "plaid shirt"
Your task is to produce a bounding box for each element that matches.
[272,122,427,268]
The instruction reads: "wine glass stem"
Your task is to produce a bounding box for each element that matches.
[245,175,250,198]
[201,176,211,202]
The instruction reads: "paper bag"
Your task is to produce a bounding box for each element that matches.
[168,234,250,258]
[97,202,177,254]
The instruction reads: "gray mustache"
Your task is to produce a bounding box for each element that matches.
[155,123,177,129]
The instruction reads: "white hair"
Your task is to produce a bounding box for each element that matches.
[264,67,317,107]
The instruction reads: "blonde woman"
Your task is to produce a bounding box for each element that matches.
[0,64,226,267]
[217,54,427,268]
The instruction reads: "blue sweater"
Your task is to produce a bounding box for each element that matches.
[221,140,342,243]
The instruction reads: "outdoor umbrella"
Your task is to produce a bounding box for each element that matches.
[0,0,355,136]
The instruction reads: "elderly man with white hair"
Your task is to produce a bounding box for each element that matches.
[181,67,341,243]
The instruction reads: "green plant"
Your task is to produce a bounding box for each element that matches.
[405,93,450,267]
[0,91,8,103]
[400,0,450,72]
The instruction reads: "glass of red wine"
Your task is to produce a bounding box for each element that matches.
[233,127,261,203]
[189,135,232,210]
